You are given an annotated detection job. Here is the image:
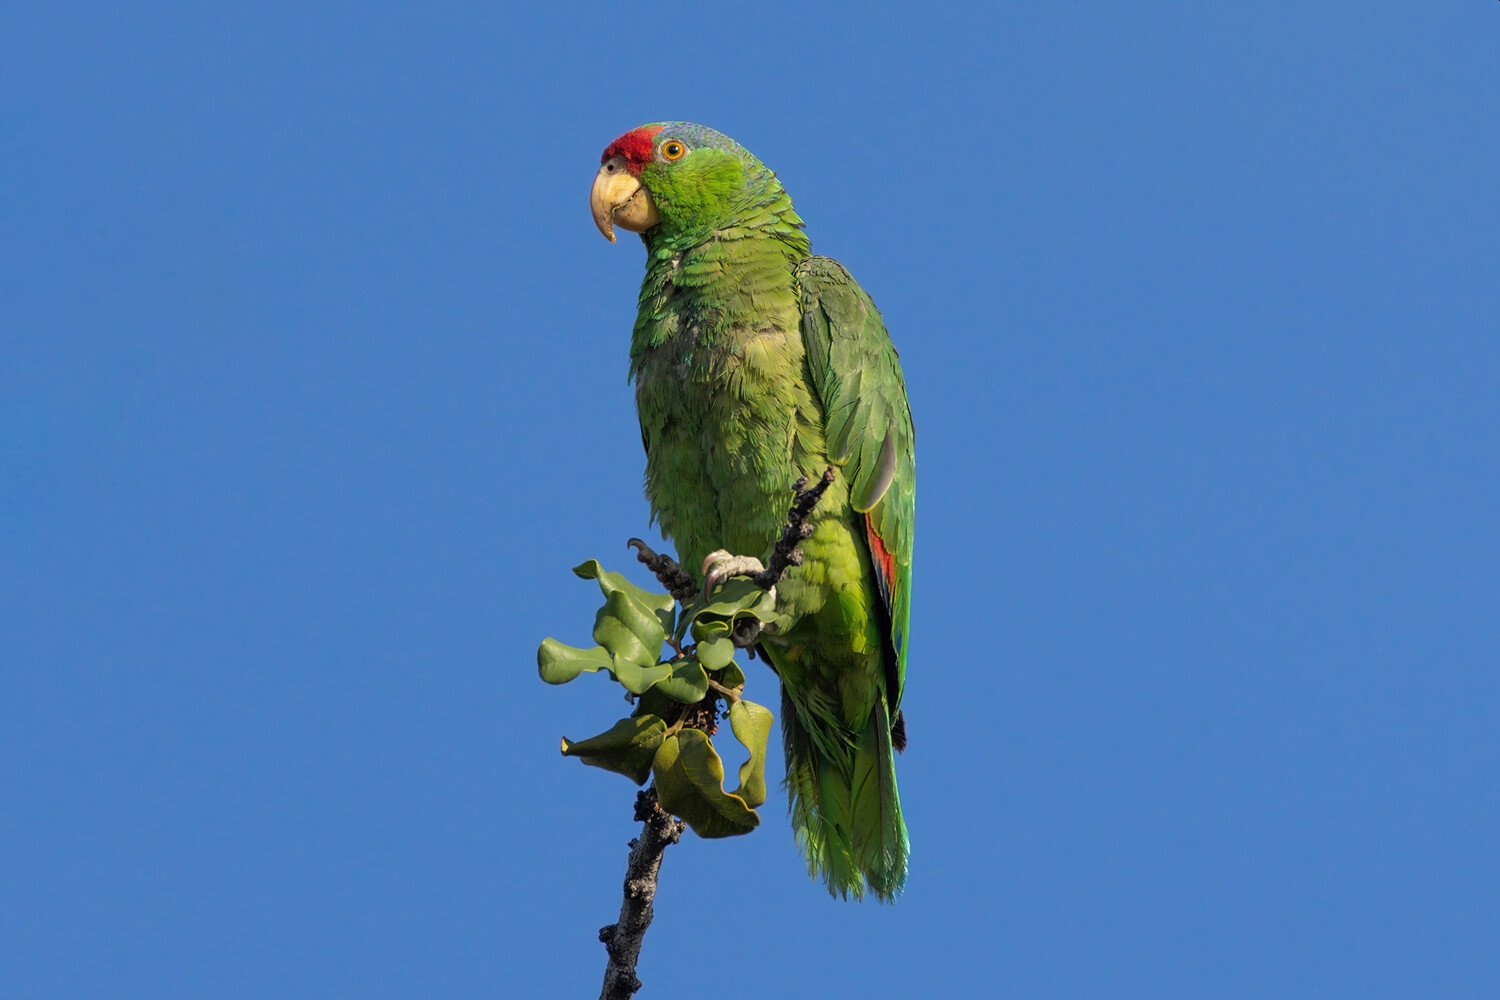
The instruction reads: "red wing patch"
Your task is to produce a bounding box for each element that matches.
[864,514,897,611]
[865,513,907,670]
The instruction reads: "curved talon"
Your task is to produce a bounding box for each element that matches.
[700,549,768,602]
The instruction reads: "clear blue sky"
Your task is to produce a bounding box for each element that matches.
[3,3,1496,997]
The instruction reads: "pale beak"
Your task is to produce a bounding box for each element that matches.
[591,154,660,243]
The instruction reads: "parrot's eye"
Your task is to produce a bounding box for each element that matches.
[660,140,686,161]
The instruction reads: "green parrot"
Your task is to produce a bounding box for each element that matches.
[590,122,914,901]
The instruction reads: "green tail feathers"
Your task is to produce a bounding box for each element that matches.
[782,689,910,902]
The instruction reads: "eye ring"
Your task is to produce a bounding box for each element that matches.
[660,139,687,161]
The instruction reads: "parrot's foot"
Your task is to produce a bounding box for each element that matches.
[697,468,839,605]
[627,538,697,605]
[696,470,839,653]
[699,549,776,650]
[700,551,774,604]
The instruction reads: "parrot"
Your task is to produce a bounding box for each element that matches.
[589,122,914,901]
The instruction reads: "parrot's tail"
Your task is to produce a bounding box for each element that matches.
[782,687,910,902]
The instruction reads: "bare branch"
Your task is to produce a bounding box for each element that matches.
[751,467,836,590]
[729,468,837,650]
[626,538,698,605]
[597,788,686,1000]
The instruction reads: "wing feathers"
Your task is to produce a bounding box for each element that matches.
[852,429,898,512]
[797,255,915,711]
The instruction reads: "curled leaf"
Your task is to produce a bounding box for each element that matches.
[652,729,759,838]
[537,639,613,685]
[690,618,730,644]
[561,715,667,785]
[654,656,710,704]
[606,657,673,696]
[593,589,666,669]
[695,578,779,621]
[574,559,675,635]
[716,662,747,691]
[728,700,774,808]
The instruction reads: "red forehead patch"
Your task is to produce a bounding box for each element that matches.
[601,124,664,176]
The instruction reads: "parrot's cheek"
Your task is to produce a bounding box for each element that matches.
[591,155,660,242]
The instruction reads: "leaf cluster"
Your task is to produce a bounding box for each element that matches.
[539,559,780,838]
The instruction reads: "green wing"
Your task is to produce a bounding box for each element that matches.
[796,256,915,713]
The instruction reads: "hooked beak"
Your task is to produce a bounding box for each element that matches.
[591,155,659,243]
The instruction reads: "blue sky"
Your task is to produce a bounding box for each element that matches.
[3,3,1496,997]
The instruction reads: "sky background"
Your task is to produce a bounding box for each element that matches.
[3,3,1497,997]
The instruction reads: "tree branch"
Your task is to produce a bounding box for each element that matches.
[751,467,836,590]
[597,788,686,1000]
[733,467,836,650]
[626,538,698,606]
[598,475,835,992]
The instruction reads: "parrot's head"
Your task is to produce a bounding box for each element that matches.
[590,122,802,250]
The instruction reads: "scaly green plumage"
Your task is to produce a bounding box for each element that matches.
[603,122,914,900]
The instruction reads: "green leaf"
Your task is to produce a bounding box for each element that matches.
[537,639,614,685]
[593,589,666,669]
[561,715,667,785]
[694,578,779,621]
[538,631,669,695]
[690,618,731,644]
[694,635,736,671]
[652,730,759,838]
[607,658,673,696]
[715,662,746,691]
[632,686,678,721]
[728,700,774,808]
[654,656,709,704]
[574,559,675,635]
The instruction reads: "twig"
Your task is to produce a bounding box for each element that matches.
[750,467,836,590]
[726,468,836,650]
[626,538,698,605]
[597,788,686,1000]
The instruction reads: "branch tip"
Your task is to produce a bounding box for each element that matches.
[626,538,698,605]
[749,467,837,591]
